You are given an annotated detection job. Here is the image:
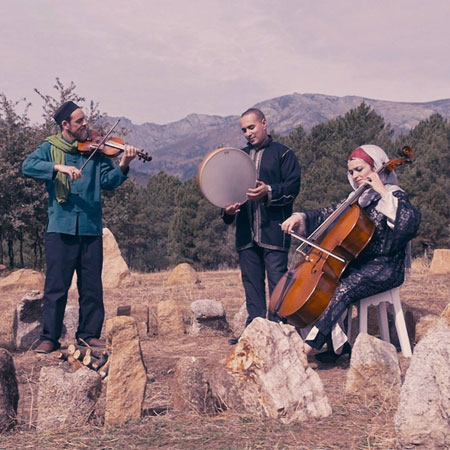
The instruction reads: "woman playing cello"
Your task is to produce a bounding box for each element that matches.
[281,145,421,360]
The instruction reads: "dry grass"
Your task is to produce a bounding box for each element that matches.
[0,259,448,449]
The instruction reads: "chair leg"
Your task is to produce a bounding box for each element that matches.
[347,305,353,342]
[391,290,413,358]
[359,301,368,334]
[377,302,391,342]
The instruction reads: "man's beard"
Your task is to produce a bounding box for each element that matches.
[70,127,89,142]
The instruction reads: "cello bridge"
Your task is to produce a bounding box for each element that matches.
[295,249,312,262]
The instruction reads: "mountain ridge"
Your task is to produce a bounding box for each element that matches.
[105,92,450,180]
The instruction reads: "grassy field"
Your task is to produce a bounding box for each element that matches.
[0,258,448,449]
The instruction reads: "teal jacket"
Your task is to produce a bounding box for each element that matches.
[22,141,128,236]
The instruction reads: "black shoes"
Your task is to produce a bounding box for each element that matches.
[314,342,351,364]
[35,340,59,354]
[228,337,239,345]
[77,337,106,348]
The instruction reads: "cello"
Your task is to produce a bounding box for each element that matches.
[269,146,414,328]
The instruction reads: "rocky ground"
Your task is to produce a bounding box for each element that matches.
[0,258,448,449]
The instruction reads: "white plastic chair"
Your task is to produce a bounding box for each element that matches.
[347,287,412,357]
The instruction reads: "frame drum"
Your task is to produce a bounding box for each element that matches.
[198,147,257,208]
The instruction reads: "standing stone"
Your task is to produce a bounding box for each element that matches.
[394,324,450,448]
[0,349,19,432]
[171,357,217,415]
[60,305,79,346]
[429,249,450,274]
[148,306,158,336]
[189,300,230,336]
[104,316,147,427]
[345,333,401,395]
[167,263,200,285]
[37,366,101,430]
[117,305,149,339]
[229,302,248,338]
[14,292,79,350]
[13,291,43,350]
[208,318,331,423]
[156,300,185,336]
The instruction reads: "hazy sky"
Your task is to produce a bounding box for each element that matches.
[1,0,449,125]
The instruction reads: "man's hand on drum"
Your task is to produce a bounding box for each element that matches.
[247,180,269,201]
[224,203,241,215]
[281,213,307,235]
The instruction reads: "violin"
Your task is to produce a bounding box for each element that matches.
[77,129,152,162]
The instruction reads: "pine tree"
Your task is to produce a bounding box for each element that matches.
[0,95,46,267]
[140,171,182,271]
[281,103,394,212]
[394,114,450,253]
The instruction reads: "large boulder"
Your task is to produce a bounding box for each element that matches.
[102,227,130,289]
[71,228,130,291]
[37,366,102,430]
[208,318,331,423]
[167,263,200,286]
[0,269,44,292]
[0,349,19,432]
[394,323,450,448]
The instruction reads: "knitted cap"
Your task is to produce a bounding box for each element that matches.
[53,101,80,125]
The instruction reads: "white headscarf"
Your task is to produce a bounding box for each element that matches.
[347,144,400,207]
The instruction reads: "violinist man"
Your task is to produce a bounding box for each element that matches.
[223,108,301,343]
[22,101,138,354]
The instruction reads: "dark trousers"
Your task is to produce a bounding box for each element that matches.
[41,232,104,344]
[238,245,288,326]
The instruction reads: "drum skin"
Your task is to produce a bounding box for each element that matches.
[198,147,257,208]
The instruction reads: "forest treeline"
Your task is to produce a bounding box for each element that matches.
[1,81,449,271]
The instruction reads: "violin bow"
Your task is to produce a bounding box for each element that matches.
[79,119,121,171]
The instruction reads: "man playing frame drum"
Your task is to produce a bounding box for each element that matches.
[222,108,301,344]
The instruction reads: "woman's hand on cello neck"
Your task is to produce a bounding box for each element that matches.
[348,159,389,198]
[281,212,307,235]
[359,171,389,198]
